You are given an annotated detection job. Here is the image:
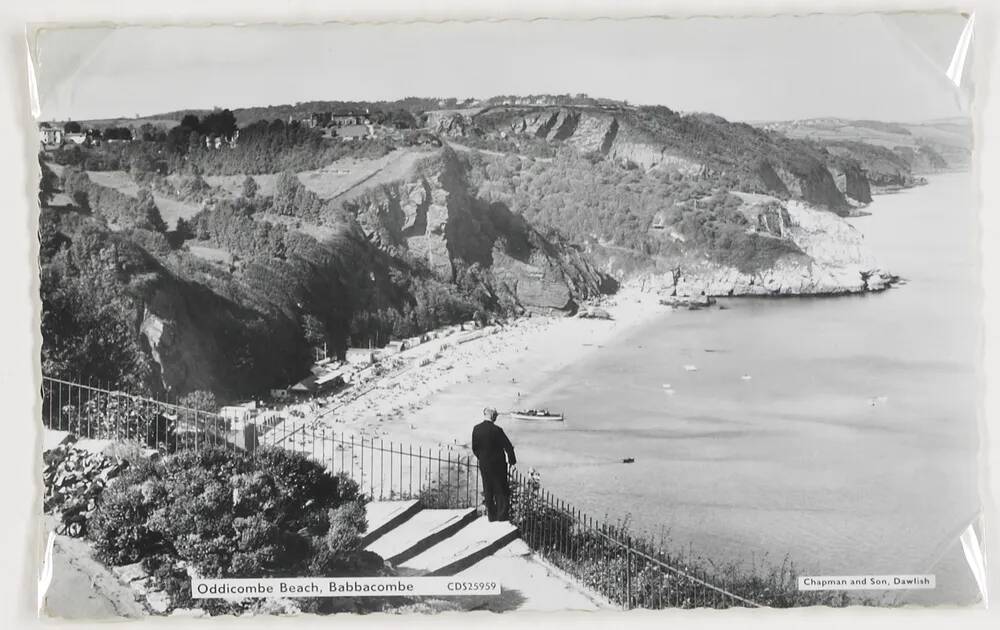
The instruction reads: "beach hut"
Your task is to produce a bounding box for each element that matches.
[290,375,319,397]
[315,370,346,394]
[385,340,407,354]
[344,348,376,366]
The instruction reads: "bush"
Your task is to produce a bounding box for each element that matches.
[88,447,382,614]
[88,459,167,564]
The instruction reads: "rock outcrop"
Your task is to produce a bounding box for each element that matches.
[828,161,873,204]
[345,148,608,312]
[663,197,895,297]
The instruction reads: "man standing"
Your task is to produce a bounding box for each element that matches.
[472,407,517,522]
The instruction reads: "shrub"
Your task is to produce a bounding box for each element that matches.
[87,447,381,614]
[88,462,167,565]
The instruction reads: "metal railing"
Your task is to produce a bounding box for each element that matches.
[508,467,760,609]
[40,376,480,507]
[40,375,759,609]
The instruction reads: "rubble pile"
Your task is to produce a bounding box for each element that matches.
[43,435,128,515]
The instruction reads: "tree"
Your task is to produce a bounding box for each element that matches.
[136,188,167,232]
[38,158,58,207]
[241,175,258,199]
[302,313,326,347]
[103,127,134,141]
[179,114,201,131]
[71,190,90,213]
[174,217,194,241]
[201,109,237,138]
[178,390,218,412]
[40,232,154,390]
[63,120,82,134]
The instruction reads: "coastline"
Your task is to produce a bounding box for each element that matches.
[316,284,666,452]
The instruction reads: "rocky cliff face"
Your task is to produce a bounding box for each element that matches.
[434,105,852,209]
[661,196,894,297]
[131,255,309,398]
[345,149,608,311]
[827,161,873,204]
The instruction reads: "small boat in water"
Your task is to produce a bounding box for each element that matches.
[511,409,565,422]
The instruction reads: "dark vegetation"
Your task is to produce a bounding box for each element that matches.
[89,447,386,615]
[39,98,902,397]
[60,168,167,231]
[40,121,502,397]
[49,111,395,176]
[819,139,923,187]
[462,148,802,273]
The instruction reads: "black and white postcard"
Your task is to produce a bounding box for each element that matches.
[30,12,983,618]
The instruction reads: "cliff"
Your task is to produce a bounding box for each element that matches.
[655,195,895,297]
[430,104,853,211]
[343,148,609,312]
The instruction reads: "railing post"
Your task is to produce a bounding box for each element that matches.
[625,534,633,610]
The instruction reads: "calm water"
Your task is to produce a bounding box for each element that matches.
[503,173,981,604]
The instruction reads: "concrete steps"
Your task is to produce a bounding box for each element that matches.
[362,500,518,576]
[361,499,421,546]
[405,518,519,575]
[363,505,479,566]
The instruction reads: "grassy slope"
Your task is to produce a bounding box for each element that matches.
[85,171,202,230]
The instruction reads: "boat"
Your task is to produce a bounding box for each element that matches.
[511,409,565,422]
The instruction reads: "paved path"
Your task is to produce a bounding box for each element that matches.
[40,533,146,619]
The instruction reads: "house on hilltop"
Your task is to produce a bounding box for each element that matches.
[39,125,63,147]
[331,109,370,126]
[336,124,373,141]
[310,112,332,128]
[64,132,88,146]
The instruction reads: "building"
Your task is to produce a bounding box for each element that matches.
[39,126,63,146]
[314,371,345,394]
[64,132,88,146]
[220,402,257,422]
[344,348,376,366]
[289,375,319,397]
[290,371,345,397]
[384,340,407,354]
[310,112,332,128]
[336,124,372,141]
[331,110,365,126]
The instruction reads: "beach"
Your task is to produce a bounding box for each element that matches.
[315,285,667,452]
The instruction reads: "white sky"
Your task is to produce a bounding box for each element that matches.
[30,13,971,123]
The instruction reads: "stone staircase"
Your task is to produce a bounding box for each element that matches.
[362,500,613,611]
[363,499,520,575]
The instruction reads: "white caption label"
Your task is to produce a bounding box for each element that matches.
[798,575,935,591]
[192,577,501,598]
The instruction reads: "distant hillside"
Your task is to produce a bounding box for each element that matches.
[41,95,925,399]
[40,139,608,399]
[761,117,971,174]
[427,104,860,213]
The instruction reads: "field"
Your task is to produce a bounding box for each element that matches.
[203,147,437,203]
[187,244,233,265]
[203,173,279,198]
[85,171,202,229]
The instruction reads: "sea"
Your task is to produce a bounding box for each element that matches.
[496,172,981,605]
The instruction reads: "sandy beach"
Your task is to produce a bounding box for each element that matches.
[312,284,667,454]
